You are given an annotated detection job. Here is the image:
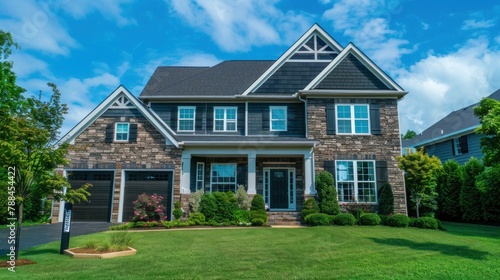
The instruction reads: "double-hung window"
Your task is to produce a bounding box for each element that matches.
[115,123,130,141]
[211,163,237,192]
[336,160,376,203]
[178,106,195,132]
[270,106,287,131]
[214,107,237,132]
[336,104,370,134]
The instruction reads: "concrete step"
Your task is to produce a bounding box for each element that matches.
[267,211,303,225]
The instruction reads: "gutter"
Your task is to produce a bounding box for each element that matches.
[298,89,408,99]
[408,126,478,148]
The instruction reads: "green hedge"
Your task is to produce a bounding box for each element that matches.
[304,213,333,226]
[359,213,381,226]
[332,213,356,226]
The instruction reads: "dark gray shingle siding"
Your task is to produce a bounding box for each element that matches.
[315,54,390,90]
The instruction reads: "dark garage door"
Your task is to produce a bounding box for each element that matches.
[67,171,114,222]
[123,171,173,222]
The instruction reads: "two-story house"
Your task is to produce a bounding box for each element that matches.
[403,89,500,165]
[53,24,407,223]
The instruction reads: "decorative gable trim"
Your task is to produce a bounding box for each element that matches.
[58,85,179,147]
[304,43,405,92]
[242,24,343,96]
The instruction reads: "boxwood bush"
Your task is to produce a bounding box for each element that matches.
[188,212,206,225]
[332,213,356,226]
[250,210,268,225]
[414,217,439,229]
[359,213,381,226]
[304,213,333,226]
[385,214,410,228]
[301,197,320,219]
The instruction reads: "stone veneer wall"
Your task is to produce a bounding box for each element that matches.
[307,98,407,214]
[52,109,182,223]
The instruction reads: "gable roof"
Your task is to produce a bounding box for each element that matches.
[242,23,344,96]
[139,61,273,98]
[304,43,404,93]
[403,88,500,147]
[59,85,179,147]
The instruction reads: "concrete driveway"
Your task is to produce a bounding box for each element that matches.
[0,222,111,255]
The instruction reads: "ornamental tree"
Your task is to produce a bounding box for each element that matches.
[474,97,500,166]
[315,171,340,215]
[0,30,90,259]
[396,148,442,218]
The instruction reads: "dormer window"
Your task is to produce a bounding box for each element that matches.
[115,123,129,141]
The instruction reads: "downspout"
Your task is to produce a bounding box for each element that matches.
[297,92,308,138]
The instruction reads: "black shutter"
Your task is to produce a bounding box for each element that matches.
[262,106,270,131]
[326,103,336,135]
[195,106,202,131]
[460,135,468,154]
[105,123,114,143]
[370,104,381,135]
[324,160,336,181]
[376,161,388,188]
[207,105,213,131]
[129,124,138,143]
[171,108,178,131]
[451,139,456,156]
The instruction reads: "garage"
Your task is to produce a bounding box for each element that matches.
[67,171,114,222]
[123,171,173,222]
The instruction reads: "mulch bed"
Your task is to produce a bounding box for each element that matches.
[0,259,36,267]
[68,247,131,254]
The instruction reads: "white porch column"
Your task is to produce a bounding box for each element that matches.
[181,155,191,194]
[247,153,257,194]
[304,150,315,195]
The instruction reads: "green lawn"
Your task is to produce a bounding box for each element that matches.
[3,222,499,279]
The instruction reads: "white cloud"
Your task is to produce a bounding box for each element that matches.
[174,53,220,66]
[322,0,412,72]
[167,0,312,52]
[421,21,429,30]
[397,38,500,133]
[461,19,495,30]
[0,0,78,55]
[11,52,50,78]
[58,0,137,27]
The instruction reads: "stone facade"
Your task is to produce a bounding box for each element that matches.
[307,98,407,214]
[52,109,182,223]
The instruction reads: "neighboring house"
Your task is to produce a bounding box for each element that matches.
[403,89,500,165]
[52,24,408,223]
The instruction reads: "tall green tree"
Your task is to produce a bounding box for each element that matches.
[0,30,90,259]
[315,171,340,215]
[477,165,500,223]
[474,97,500,166]
[378,182,394,215]
[436,160,463,221]
[396,148,442,218]
[460,157,484,222]
[401,130,417,140]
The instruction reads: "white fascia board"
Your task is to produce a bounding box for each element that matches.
[59,85,179,148]
[304,44,405,92]
[139,95,237,100]
[241,24,344,96]
[179,141,317,148]
[299,89,408,99]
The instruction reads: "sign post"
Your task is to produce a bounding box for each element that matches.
[59,202,73,254]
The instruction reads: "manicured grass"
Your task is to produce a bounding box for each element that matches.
[3,222,499,279]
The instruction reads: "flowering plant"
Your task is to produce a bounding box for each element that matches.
[132,193,167,222]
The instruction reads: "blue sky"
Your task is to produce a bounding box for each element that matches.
[1,0,499,137]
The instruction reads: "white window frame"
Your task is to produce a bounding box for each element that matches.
[336,104,370,135]
[210,163,237,192]
[335,160,377,203]
[196,162,205,190]
[177,106,196,132]
[213,107,237,132]
[270,106,287,131]
[453,137,462,155]
[114,122,129,142]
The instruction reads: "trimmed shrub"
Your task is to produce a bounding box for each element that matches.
[315,171,341,215]
[250,210,268,225]
[188,212,206,225]
[304,213,333,226]
[235,185,251,210]
[301,197,320,219]
[233,209,251,224]
[213,191,239,223]
[378,214,389,226]
[359,213,381,226]
[460,158,484,222]
[173,200,183,220]
[108,223,133,231]
[385,214,410,228]
[332,213,356,226]
[250,194,266,211]
[409,217,418,227]
[189,189,204,213]
[250,218,265,226]
[378,182,394,215]
[199,193,217,222]
[132,193,167,222]
[414,217,438,229]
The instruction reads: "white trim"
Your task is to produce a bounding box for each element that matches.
[210,163,237,192]
[58,85,179,147]
[177,106,196,132]
[245,102,248,136]
[335,104,371,135]
[242,24,344,96]
[335,160,377,204]
[181,156,191,194]
[196,162,205,191]
[114,122,130,142]
[118,169,125,222]
[263,167,296,210]
[304,44,404,92]
[213,106,238,132]
[270,106,288,132]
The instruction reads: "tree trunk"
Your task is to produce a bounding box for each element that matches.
[14,202,23,259]
[416,199,420,218]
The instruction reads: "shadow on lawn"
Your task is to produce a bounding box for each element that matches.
[368,238,490,260]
